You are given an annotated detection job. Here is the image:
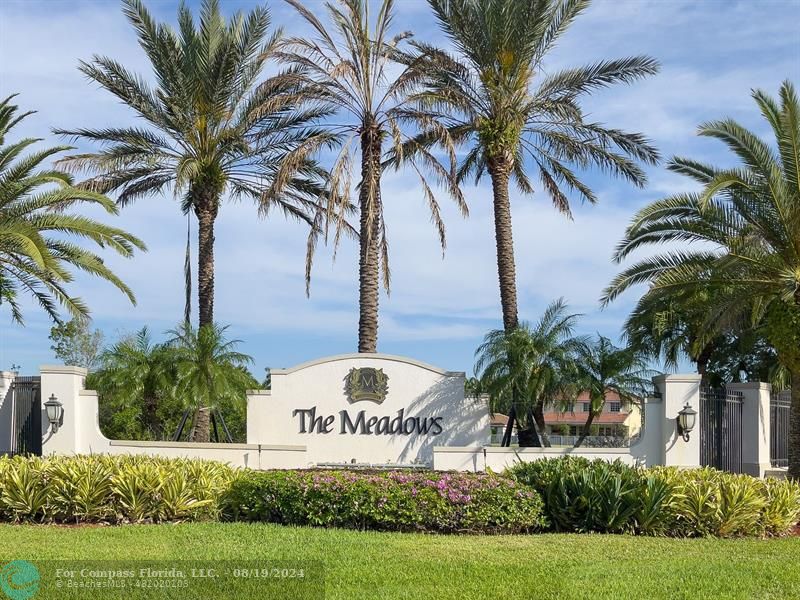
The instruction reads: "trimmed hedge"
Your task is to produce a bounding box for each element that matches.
[2,454,796,538]
[0,454,236,524]
[508,456,800,537]
[221,469,546,533]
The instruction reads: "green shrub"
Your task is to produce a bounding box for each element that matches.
[0,455,236,524]
[509,457,669,534]
[222,469,546,533]
[652,467,800,537]
[509,458,800,538]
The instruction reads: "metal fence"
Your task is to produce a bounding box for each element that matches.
[546,435,630,448]
[699,387,743,473]
[6,376,42,457]
[770,390,790,468]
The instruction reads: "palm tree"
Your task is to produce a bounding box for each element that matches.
[0,95,145,324]
[56,0,337,328]
[623,288,723,378]
[91,327,172,439]
[403,0,659,333]
[474,298,584,446]
[602,81,800,477]
[572,335,653,448]
[277,0,466,353]
[167,322,254,443]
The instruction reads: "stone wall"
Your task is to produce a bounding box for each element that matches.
[32,357,774,475]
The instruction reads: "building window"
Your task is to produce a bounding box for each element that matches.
[610,402,621,413]
[582,402,590,412]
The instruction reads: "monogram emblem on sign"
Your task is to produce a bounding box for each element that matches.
[345,367,389,403]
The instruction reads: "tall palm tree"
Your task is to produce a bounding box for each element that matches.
[278,0,466,353]
[602,81,800,477]
[0,95,145,324]
[91,327,172,439]
[474,298,584,446]
[57,0,337,328]
[403,0,659,334]
[167,322,254,442]
[572,335,653,448]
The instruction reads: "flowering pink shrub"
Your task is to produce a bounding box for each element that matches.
[222,469,545,533]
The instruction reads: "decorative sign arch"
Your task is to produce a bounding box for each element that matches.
[247,354,490,466]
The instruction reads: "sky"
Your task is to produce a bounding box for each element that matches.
[0,0,799,377]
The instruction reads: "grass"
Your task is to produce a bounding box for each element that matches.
[1,523,799,599]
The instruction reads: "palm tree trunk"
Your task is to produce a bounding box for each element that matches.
[143,395,160,439]
[195,193,218,329]
[532,401,551,447]
[696,342,713,382]
[488,156,537,446]
[500,405,516,446]
[190,406,211,443]
[789,368,800,480]
[517,427,539,447]
[790,293,800,480]
[488,157,519,332]
[575,409,599,448]
[357,121,382,353]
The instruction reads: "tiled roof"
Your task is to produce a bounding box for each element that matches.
[490,414,509,427]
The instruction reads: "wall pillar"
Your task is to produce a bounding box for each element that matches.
[629,395,663,467]
[0,371,16,453]
[726,382,771,477]
[40,365,87,455]
[652,374,702,468]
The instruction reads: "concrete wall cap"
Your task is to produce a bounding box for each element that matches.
[108,440,307,451]
[433,446,633,455]
[271,353,464,377]
[40,365,88,376]
[652,374,702,384]
[725,382,772,391]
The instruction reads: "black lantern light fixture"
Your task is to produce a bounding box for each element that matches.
[676,402,697,442]
[44,394,64,434]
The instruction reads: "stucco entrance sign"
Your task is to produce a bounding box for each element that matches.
[247,354,490,466]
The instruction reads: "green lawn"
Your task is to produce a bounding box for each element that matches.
[2,523,799,599]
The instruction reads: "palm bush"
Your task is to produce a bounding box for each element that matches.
[90,327,175,440]
[571,335,654,447]
[167,323,256,443]
[56,0,338,328]
[603,81,800,477]
[474,298,584,446]
[0,95,145,324]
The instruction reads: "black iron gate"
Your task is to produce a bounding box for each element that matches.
[770,390,790,468]
[8,376,42,456]
[700,387,743,473]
